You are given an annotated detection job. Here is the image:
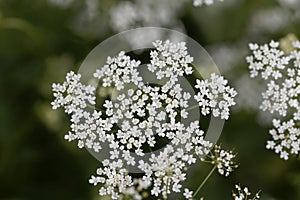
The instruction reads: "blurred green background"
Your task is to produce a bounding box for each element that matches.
[0,0,300,199]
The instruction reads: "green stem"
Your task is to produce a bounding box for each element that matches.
[186,104,200,111]
[199,160,211,164]
[148,146,153,153]
[164,176,170,200]
[87,103,105,112]
[192,165,217,198]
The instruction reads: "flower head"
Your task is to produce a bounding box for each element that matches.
[51,40,237,199]
[266,119,300,160]
[232,184,260,200]
[202,145,238,176]
[246,38,300,160]
[194,73,237,120]
[148,40,194,85]
[93,51,143,90]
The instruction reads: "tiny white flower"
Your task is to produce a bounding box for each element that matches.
[183,188,193,199]
[89,175,101,186]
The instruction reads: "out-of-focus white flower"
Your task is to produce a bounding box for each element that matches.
[277,0,300,10]
[110,0,186,48]
[233,74,263,112]
[193,0,224,7]
[248,7,290,34]
[48,0,73,8]
[208,42,248,76]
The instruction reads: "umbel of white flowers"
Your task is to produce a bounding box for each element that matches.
[51,40,237,199]
[246,39,300,160]
[232,184,260,200]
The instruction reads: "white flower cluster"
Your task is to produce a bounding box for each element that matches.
[89,159,133,199]
[51,71,112,151]
[51,71,96,113]
[246,39,300,159]
[195,73,237,120]
[266,119,300,160]
[232,184,260,200]
[93,51,143,90]
[102,83,192,156]
[88,121,214,199]
[246,41,290,80]
[193,0,224,7]
[148,40,194,84]
[203,145,238,176]
[51,40,236,199]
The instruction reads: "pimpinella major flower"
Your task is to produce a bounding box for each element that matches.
[51,40,237,199]
[246,37,300,160]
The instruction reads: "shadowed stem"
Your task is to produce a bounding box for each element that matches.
[164,176,170,200]
[192,165,217,198]
[186,104,200,111]
[87,103,106,112]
